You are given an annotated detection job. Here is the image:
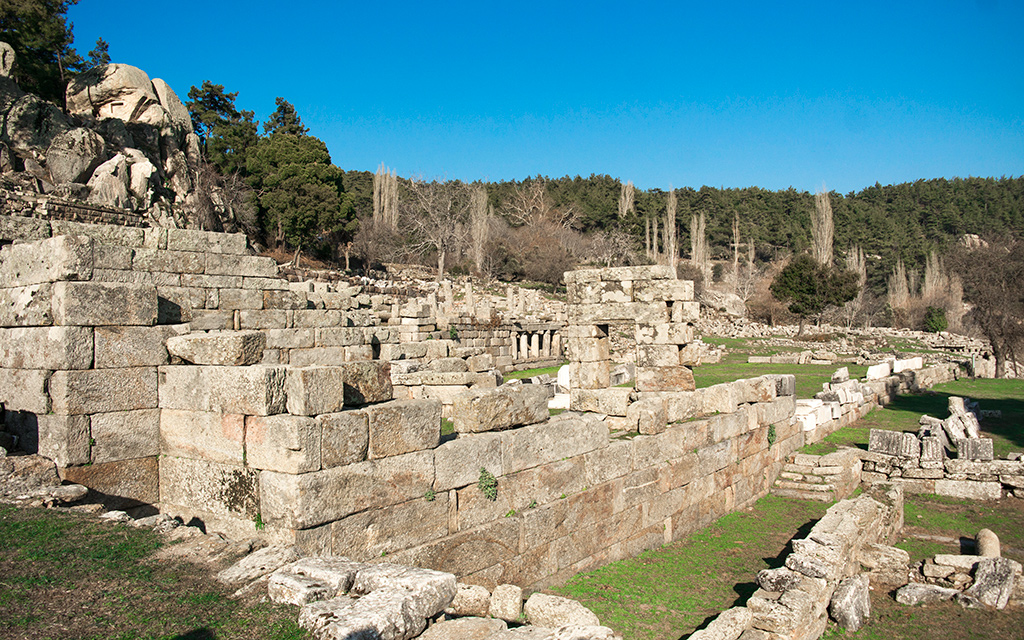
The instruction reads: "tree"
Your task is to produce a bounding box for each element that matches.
[950,239,1024,378]
[469,184,490,276]
[405,178,470,281]
[186,81,258,175]
[372,163,399,228]
[690,210,710,283]
[85,36,108,68]
[664,186,678,270]
[770,254,859,336]
[618,180,634,219]
[0,0,83,103]
[263,97,308,136]
[811,189,834,266]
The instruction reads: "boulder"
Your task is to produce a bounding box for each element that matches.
[66,63,158,121]
[829,575,869,631]
[895,583,958,605]
[419,617,506,640]
[445,583,491,618]
[0,41,13,77]
[2,91,71,152]
[489,583,523,622]
[688,607,752,640]
[523,593,599,628]
[45,127,107,184]
[961,557,1022,609]
[86,153,131,209]
[977,528,1001,558]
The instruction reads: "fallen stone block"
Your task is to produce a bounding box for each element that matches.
[453,385,549,433]
[489,583,523,622]
[269,556,364,606]
[868,429,920,458]
[524,593,600,628]
[216,545,300,586]
[961,557,1022,609]
[830,575,869,631]
[420,617,507,639]
[977,528,1001,558]
[896,583,959,605]
[166,330,265,366]
[956,437,994,461]
[445,583,492,618]
[688,606,752,640]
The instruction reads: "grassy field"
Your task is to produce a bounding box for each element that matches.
[0,505,306,640]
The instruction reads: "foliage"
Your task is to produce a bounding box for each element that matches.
[922,306,947,333]
[0,0,82,103]
[767,424,777,447]
[478,467,498,501]
[769,254,859,332]
[263,97,308,136]
[85,36,108,69]
[186,81,259,176]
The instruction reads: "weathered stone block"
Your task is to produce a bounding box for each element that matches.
[0,283,54,326]
[160,409,245,465]
[206,253,277,278]
[670,301,700,323]
[869,429,920,458]
[0,234,92,287]
[318,410,368,468]
[633,279,694,303]
[0,214,50,242]
[166,228,247,255]
[158,365,287,416]
[0,326,93,369]
[166,330,266,366]
[0,368,51,413]
[246,414,322,473]
[260,450,434,529]
[63,456,158,506]
[501,413,607,474]
[636,365,695,392]
[284,366,346,416]
[628,397,667,435]
[90,409,160,463]
[37,414,90,466]
[568,361,610,390]
[434,432,502,491]
[51,281,156,326]
[218,288,263,310]
[570,387,632,416]
[342,361,393,406]
[635,322,694,345]
[934,479,1002,500]
[330,495,449,561]
[159,456,259,519]
[95,325,185,368]
[453,385,549,433]
[957,437,994,461]
[264,290,307,310]
[315,327,364,347]
[366,399,441,459]
[50,367,157,414]
[131,248,205,274]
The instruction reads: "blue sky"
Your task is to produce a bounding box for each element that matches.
[68,0,1022,194]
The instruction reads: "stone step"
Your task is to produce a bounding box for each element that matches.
[771,487,835,502]
[774,480,834,492]
[784,463,816,474]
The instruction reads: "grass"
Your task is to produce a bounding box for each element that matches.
[0,505,307,640]
[504,363,567,381]
[799,378,1024,458]
[693,361,869,399]
[551,495,829,640]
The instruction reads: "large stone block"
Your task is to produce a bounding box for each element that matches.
[934,479,1002,500]
[62,456,159,507]
[670,301,700,323]
[90,409,160,463]
[50,222,143,248]
[0,283,54,326]
[0,368,51,413]
[158,365,287,415]
[568,361,610,390]
[166,330,265,366]
[0,214,50,243]
[166,228,247,255]
[246,414,322,473]
[565,265,675,284]
[160,409,245,465]
[330,495,449,560]
[206,253,277,278]
[285,366,346,416]
[218,288,263,310]
[568,279,631,305]
[635,365,695,392]
[315,327,365,347]
[131,248,205,274]
[635,322,694,345]
[570,302,669,325]
[868,429,920,458]
[260,450,434,529]
[434,432,503,491]
[0,326,93,369]
[366,399,441,459]
[319,410,369,468]
[264,290,307,310]
[500,413,607,474]
[387,518,520,582]
[570,388,632,416]
[52,281,157,325]
[37,414,90,466]
[453,385,550,433]
[95,325,185,368]
[637,344,681,368]
[341,361,393,406]
[633,279,694,302]
[0,234,92,287]
[159,456,259,519]
[50,367,157,414]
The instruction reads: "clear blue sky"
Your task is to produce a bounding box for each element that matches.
[68,0,1022,195]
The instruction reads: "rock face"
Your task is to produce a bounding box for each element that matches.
[45,128,107,184]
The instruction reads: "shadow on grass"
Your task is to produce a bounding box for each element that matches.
[173,630,216,640]
[885,390,1024,449]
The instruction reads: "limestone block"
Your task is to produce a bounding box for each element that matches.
[633,279,694,302]
[319,410,369,468]
[159,456,259,519]
[636,365,695,392]
[628,397,667,435]
[868,429,920,458]
[206,253,277,278]
[218,288,263,310]
[265,328,314,350]
[63,456,158,507]
[500,413,607,474]
[935,479,1002,500]
[166,330,266,366]
[0,283,54,326]
[0,326,93,369]
[565,265,674,284]
[567,361,610,390]
[962,557,1022,609]
[0,234,92,287]
[866,362,891,380]
[342,361,393,406]
[260,450,434,529]
[95,325,186,368]
[166,228,247,255]
[733,377,776,404]
[330,495,449,561]
[366,399,441,459]
[90,409,159,464]
[568,279,630,305]
[217,545,300,586]
[893,357,923,373]
[570,388,632,416]
[524,593,600,628]
[158,365,287,416]
[0,368,51,413]
[246,414,322,473]
[50,367,157,414]
[52,281,157,326]
[265,290,307,310]
[269,556,362,605]
[446,583,492,617]
[957,437,994,461]
[160,409,245,465]
[37,414,90,466]
[287,347,345,366]
[688,607,752,640]
[671,301,700,323]
[636,344,680,368]
[285,366,346,416]
[0,214,50,243]
[570,302,669,325]
[316,327,365,347]
[453,385,549,433]
[131,248,205,274]
[635,322,694,346]
[829,575,869,631]
[434,432,502,491]
[895,583,959,605]
[488,584,524,622]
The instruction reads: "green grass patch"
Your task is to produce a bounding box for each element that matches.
[693,361,869,399]
[504,363,567,381]
[440,418,454,436]
[551,495,829,640]
[0,506,307,639]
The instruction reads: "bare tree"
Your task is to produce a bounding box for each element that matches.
[690,210,710,283]
[373,163,399,228]
[404,178,470,281]
[812,188,834,266]
[665,186,678,270]
[888,258,911,327]
[731,212,741,291]
[618,180,635,219]
[841,245,868,327]
[469,184,489,276]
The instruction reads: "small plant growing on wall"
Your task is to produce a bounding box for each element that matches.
[767,424,777,448]
[449,326,459,341]
[478,467,498,501]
